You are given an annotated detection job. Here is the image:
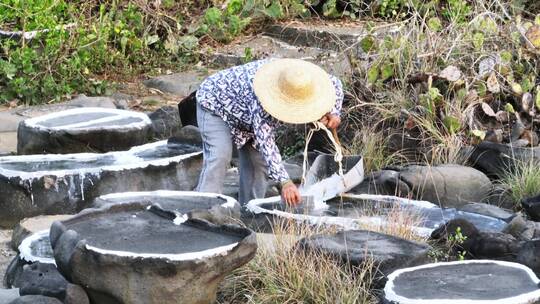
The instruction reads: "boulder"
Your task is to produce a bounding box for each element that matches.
[8,295,63,304]
[50,202,257,304]
[93,190,241,225]
[297,230,431,282]
[11,215,72,251]
[517,240,540,276]
[0,141,202,228]
[469,141,540,177]
[522,194,540,221]
[5,231,55,288]
[17,108,153,155]
[167,125,202,147]
[383,260,540,304]
[503,214,537,241]
[430,219,520,260]
[19,263,67,300]
[148,106,181,139]
[351,164,493,208]
[63,284,89,304]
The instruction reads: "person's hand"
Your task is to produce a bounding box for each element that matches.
[319,113,341,129]
[281,181,301,206]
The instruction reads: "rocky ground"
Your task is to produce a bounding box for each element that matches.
[0,230,15,284]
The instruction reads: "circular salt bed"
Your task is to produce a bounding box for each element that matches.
[17,107,153,154]
[50,202,256,304]
[383,260,540,304]
[246,194,507,236]
[94,191,240,225]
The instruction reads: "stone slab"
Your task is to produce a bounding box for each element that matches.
[210,35,352,78]
[264,22,376,52]
[143,70,208,97]
[298,230,431,280]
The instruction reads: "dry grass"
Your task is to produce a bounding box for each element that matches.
[500,160,540,207]
[217,219,377,304]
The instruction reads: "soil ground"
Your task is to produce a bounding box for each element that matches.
[0,230,15,285]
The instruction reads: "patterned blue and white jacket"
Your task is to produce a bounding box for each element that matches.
[196,59,344,182]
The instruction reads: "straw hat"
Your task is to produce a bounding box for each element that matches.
[253,59,336,124]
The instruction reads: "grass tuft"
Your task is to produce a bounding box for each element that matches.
[500,160,540,207]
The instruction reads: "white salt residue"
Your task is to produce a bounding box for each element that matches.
[384,260,540,304]
[246,196,433,237]
[85,242,239,262]
[0,141,201,180]
[98,190,238,209]
[24,107,151,132]
[173,213,189,225]
[18,230,56,265]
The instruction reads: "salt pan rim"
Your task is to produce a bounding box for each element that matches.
[23,107,151,132]
[85,242,239,262]
[0,140,202,180]
[246,196,433,237]
[98,190,238,209]
[18,229,55,265]
[384,260,540,304]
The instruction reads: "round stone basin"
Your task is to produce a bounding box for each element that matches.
[23,107,149,131]
[384,260,540,303]
[95,191,240,225]
[0,142,200,175]
[50,202,257,304]
[17,107,155,154]
[246,194,506,236]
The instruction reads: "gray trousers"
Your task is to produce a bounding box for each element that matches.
[195,103,268,205]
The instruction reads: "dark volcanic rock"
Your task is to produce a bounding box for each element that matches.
[63,284,89,304]
[0,141,202,228]
[522,194,540,221]
[517,239,540,276]
[469,141,540,178]
[93,190,241,225]
[297,230,431,282]
[19,263,67,299]
[383,260,540,303]
[50,202,257,304]
[17,108,153,155]
[148,106,181,139]
[167,125,202,147]
[351,164,493,208]
[8,295,63,304]
[430,219,520,260]
[5,231,55,288]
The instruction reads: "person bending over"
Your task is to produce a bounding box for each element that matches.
[195,58,343,205]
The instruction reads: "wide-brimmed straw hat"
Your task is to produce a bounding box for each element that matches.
[253,58,336,124]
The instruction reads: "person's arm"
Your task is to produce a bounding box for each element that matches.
[329,75,344,116]
[320,75,344,129]
[253,113,301,205]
